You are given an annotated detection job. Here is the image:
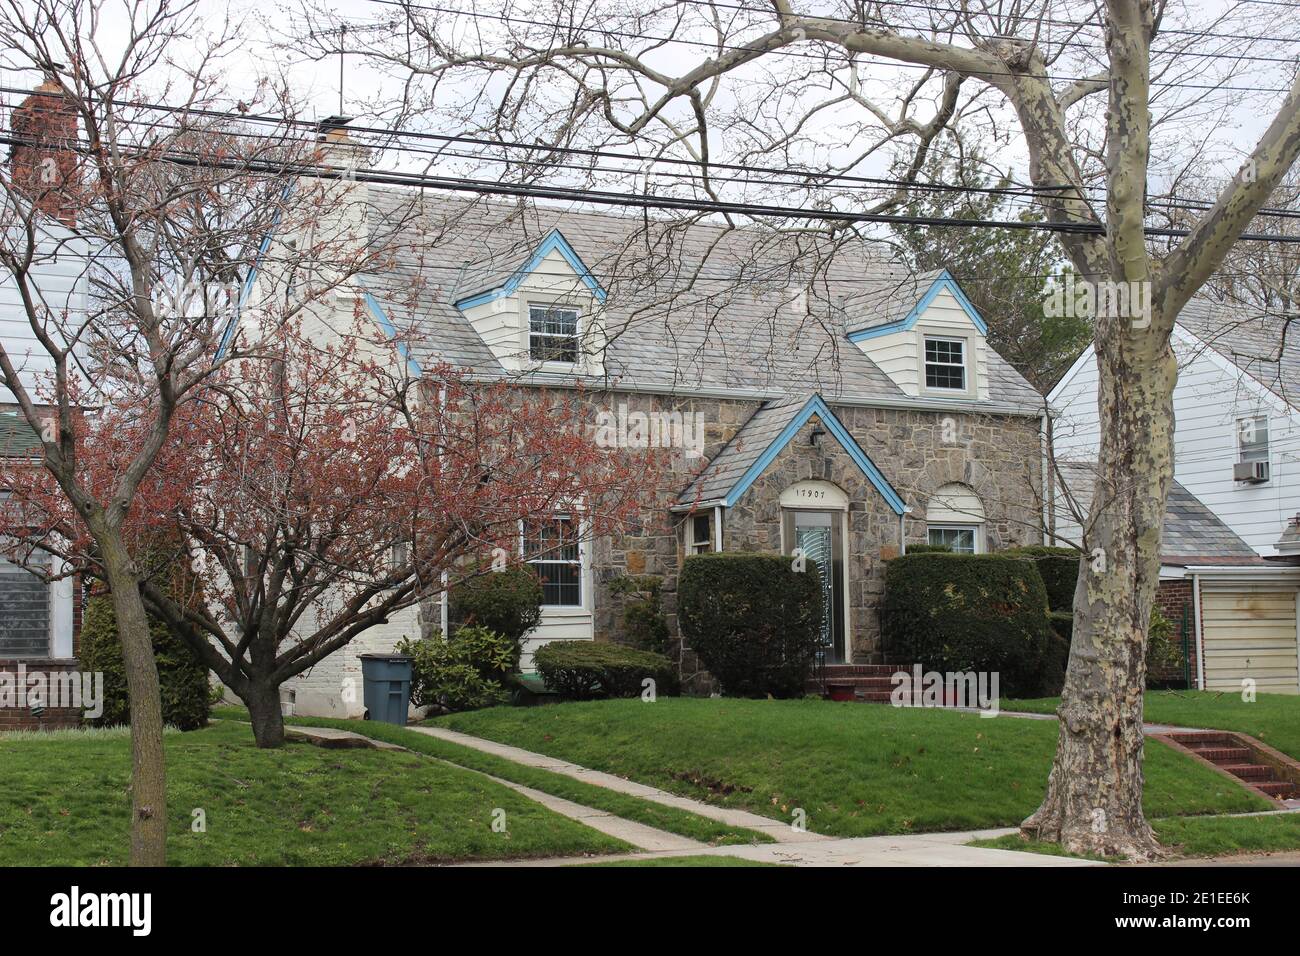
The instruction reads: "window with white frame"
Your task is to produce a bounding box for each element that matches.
[927,525,978,554]
[524,517,582,607]
[1238,415,1269,462]
[923,336,966,391]
[529,305,580,364]
[688,513,712,554]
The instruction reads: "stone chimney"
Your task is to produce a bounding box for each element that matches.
[8,74,79,226]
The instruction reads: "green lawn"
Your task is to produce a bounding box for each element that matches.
[432,698,1270,838]
[0,721,626,865]
[1006,690,1300,759]
[211,707,771,846]
[974,813,1300,859]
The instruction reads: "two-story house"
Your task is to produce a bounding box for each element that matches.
[235,126,1052,717]
[1049,299,1300,695]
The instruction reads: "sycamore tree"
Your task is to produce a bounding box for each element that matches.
[320,0,1300,858]
[0,0,409,863]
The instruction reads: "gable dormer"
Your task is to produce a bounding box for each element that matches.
[845,269,990,401]
[454,229,607,375]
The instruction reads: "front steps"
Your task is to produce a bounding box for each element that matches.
[1165,732,1300,800]
[808,664,900,703]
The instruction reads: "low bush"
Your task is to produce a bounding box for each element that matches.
[677,553,823,698]
[883,552,1054,698]
[1001,546,1080,611]
[448,565,543,643]
[534,641,679,701]
[396,625,518,714]
[80,594,210,731]
[1044,606,1185,689]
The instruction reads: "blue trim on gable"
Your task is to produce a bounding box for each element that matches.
[360,285,423,378]
[216,182,295,360]
[846,269,988,343]
[454,229,607,311]
[723,395,906,515]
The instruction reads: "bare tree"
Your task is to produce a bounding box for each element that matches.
[317,0,1300,858]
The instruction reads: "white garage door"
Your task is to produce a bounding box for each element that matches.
[1202,590,1300,695]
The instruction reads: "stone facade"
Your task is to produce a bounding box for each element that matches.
[591,392,1044,665]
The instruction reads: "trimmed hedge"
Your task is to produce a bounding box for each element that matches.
[903,543,953,554]
[80,593,210,731]
[883,552,1055,698]
[1001,546,1080,611]
[534,641,679,701]
[448,565,543,642]
[677,552,823,698]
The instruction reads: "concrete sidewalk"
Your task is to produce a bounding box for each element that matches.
[410,725,824,844]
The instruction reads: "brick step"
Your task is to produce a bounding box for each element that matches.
[1220,763,1276,781]
[819,665,900,677]
[1168,733,1234,747]
[1190,747,1252,763]
[1256,781,1299,798]
[812,677,897,689]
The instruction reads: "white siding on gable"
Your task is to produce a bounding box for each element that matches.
[1049,329,1300,555]
[460,247,605,375]
[852,287,989,399]
[0,226,89,403]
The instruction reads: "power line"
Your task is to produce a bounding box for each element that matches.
[9,130,1300,243]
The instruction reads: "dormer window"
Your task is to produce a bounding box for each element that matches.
[924,336,966,391]
[529,305,579,364]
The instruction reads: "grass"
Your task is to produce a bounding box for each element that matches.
[212,707,771,846]
[972,813,1300,859]
[0,719,627,865]
[1006,690,1300,759]
[968,834,1119,862]
[578,854,781,867]
[431,698,1271,838]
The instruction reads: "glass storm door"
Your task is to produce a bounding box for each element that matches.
[784,510,846,664]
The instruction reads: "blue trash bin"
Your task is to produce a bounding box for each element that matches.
[359,653,414,725]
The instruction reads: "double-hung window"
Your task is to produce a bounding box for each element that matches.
[924,336,966,391]
[688,514,712,554]
[529,305,580,364]
[926,525,978,554]
[524,517,582,607]
[0,557,52,657]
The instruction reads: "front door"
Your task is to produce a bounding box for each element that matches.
[784,510,846,664]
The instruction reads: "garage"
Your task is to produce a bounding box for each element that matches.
[1200,587,1300,695]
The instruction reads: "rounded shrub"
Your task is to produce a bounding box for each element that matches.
[396,625,518,714]
[79,593,211,731]
[903,543,953,554]
[677,552,823,698]
[534,641,678,701]
[883,552,1054,698]
[448,565,543,642]
[1001,546,1080,611]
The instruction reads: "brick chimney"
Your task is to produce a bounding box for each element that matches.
[9,74,79,226]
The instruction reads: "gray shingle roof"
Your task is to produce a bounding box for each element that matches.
[676,393,810,506]
[361,190,1043,411]
[1055,462,1262,565]
[1175,297,1300,409]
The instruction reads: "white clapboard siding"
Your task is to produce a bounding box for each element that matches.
[0,225,89,403]
[1050,332,1300,555]
[1201,589,1300,694]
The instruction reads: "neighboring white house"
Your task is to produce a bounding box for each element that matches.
[1048,300,1300,695]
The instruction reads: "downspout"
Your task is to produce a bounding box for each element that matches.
[1040,411,1052,545]
[713,504,724,552]
[1192,573,1206,691]
[899,505,912,555]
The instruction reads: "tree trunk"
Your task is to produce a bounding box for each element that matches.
[1022,318,1176,861]
[101,542,169,867]
[244,683,286,748]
